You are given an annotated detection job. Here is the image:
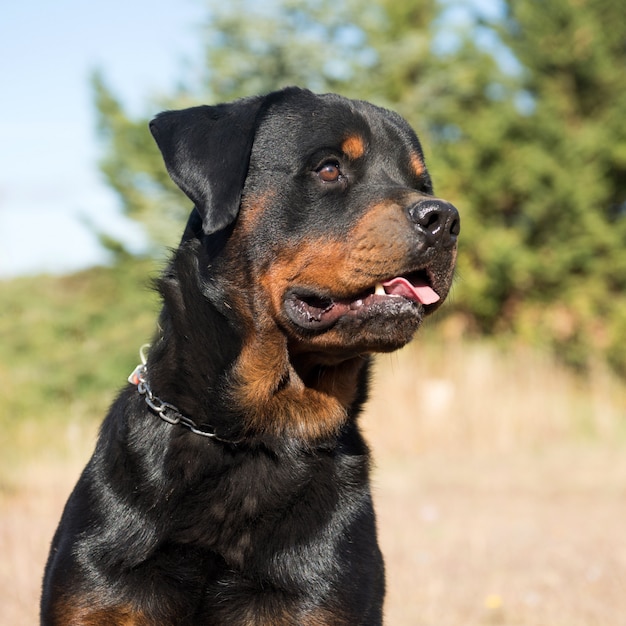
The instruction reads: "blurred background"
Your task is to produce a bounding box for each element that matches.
[1,0,625,624]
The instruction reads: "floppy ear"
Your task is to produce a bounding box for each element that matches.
[149,97,264,235]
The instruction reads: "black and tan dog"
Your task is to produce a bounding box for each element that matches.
[41,87,459,625]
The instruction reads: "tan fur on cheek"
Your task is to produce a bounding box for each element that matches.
[258,238,372,312]
[237,191,277,236]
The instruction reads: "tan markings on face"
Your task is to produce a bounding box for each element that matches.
[216,191,278,331]
[341,134,366,160]
[410,152,426,178]
[350,199,418,275]
[259,200,413,316]
[261,239,364,308]
[237,191,276,235]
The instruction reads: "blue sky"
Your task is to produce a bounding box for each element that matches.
[0,0,206,277]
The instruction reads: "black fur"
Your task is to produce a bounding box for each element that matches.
[41,87,459,625]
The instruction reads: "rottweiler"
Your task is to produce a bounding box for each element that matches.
[41,87,459,625]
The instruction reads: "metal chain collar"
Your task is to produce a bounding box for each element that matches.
[128,345,237,443]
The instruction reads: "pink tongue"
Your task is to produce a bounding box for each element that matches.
[382,277,440,305]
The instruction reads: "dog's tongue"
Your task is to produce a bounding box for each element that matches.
[382,277,440,305]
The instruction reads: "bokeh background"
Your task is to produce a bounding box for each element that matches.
[1,1,625,624]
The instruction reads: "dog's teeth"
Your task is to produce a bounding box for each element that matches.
[374,283,386,296]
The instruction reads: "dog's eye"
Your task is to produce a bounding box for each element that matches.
[317,161,342,183]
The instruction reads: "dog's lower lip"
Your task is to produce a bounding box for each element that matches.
[285,276,436,331]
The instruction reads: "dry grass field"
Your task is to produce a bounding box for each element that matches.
[2,339,626,625]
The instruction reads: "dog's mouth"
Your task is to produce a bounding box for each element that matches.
[284,270,441,331]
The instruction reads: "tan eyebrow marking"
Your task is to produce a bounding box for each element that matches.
[410,152,426,178]
[341,134,366,160]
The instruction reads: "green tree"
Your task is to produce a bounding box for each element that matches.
[420,0,626,373]
[200,0,375,99]
[492,0,626,373]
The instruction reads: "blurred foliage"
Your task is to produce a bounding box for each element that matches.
[57,0,626,381]
[0,259,158,449]
[442,0,626,376]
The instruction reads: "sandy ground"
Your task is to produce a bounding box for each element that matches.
[373,449,626,626]
[2,442,626,626]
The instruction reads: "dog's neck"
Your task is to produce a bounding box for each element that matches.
[228,328,369,442]
[146,242,371,446]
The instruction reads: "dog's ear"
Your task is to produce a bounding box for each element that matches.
[149,97,264,235]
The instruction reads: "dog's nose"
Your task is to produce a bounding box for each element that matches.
[407,199,460,248]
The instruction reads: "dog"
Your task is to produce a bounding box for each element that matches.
[41,87,459,625]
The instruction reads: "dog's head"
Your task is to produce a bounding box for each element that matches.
[151,87,459,362]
